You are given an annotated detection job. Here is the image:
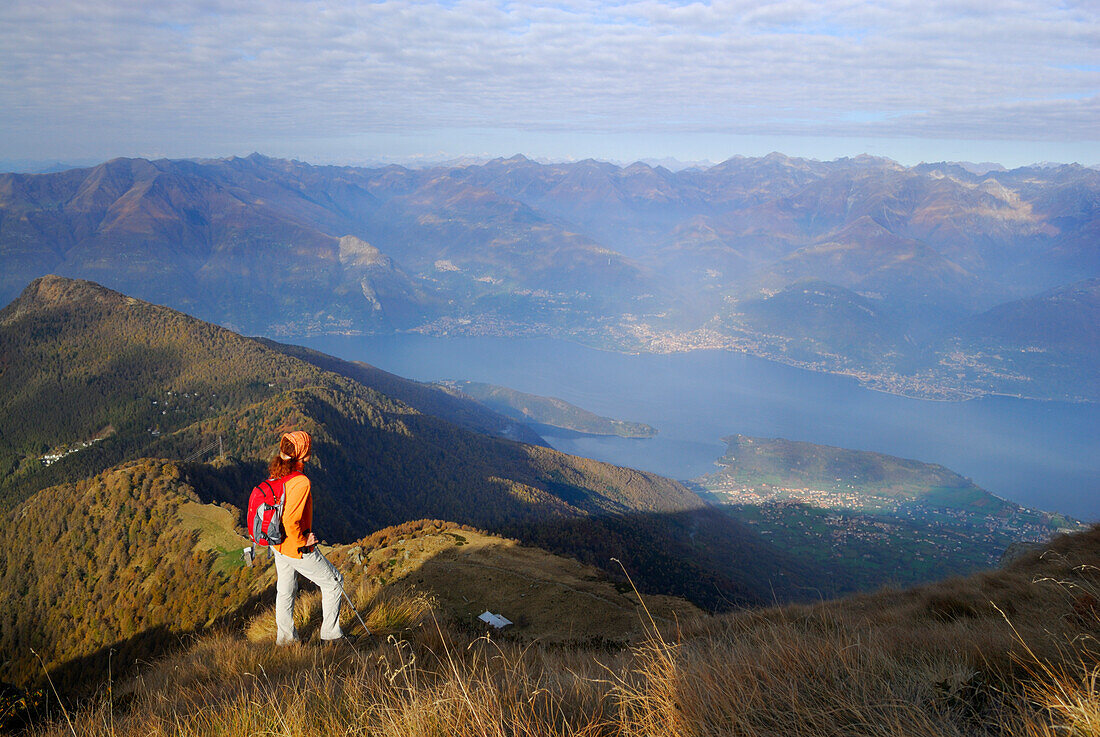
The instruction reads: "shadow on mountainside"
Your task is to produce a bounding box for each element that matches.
[501,507,820,611]
[42,586,277,700]
[180,438,820,613]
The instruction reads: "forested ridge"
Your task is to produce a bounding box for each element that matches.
[257,339,548,446]
[0,459,268,691]
[0,275,815,692]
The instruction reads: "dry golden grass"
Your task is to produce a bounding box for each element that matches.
[244,576,435,644]
[341,525,702,643]
[23,527,1100,737]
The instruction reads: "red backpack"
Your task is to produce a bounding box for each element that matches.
[246,472,301,547]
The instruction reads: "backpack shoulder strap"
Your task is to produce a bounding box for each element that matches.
[278,471,302,489]
[270,471,302,499]
[258,479,277,505]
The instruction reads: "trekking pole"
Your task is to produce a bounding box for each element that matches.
[316,547,372,636]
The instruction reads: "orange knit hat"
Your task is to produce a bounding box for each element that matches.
[279,430,312,462]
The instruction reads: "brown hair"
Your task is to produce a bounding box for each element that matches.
[268,434,307,479]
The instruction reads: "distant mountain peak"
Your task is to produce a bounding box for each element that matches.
[843,153,903,169]
[634,157,714,171]
[223,152,279,169]
[18,274,118,305]
[946,161,1007,175]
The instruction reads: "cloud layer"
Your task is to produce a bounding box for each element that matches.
[1,0,1097,161]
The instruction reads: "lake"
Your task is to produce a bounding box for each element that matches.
[301,334,1100,522]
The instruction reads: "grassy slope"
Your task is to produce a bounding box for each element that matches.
[239,519,703,648]
[19,525,1100,737]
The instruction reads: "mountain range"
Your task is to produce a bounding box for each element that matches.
[1,153,1097,400]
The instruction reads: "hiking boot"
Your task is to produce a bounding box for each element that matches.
[321,635,355,649]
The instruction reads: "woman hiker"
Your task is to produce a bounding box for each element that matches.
[270,430,346,645]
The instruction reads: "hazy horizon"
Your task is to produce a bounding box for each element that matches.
[1,149,1097,177]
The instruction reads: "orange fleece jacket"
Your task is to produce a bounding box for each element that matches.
[275,473,312,559]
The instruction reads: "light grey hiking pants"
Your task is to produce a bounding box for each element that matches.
[272,547,344,644]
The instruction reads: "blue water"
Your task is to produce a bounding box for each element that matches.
[301,334,1100,522]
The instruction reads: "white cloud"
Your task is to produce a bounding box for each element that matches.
[0,0,1097,161]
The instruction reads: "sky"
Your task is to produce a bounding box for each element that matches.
[2,0,1098,169]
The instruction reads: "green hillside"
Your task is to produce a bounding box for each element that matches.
[437,380,657,437]
[696,435,1078,592]
[0,459,270,691]
[703,434,1001,505]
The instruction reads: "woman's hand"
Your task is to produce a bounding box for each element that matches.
[304,532,318,547]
